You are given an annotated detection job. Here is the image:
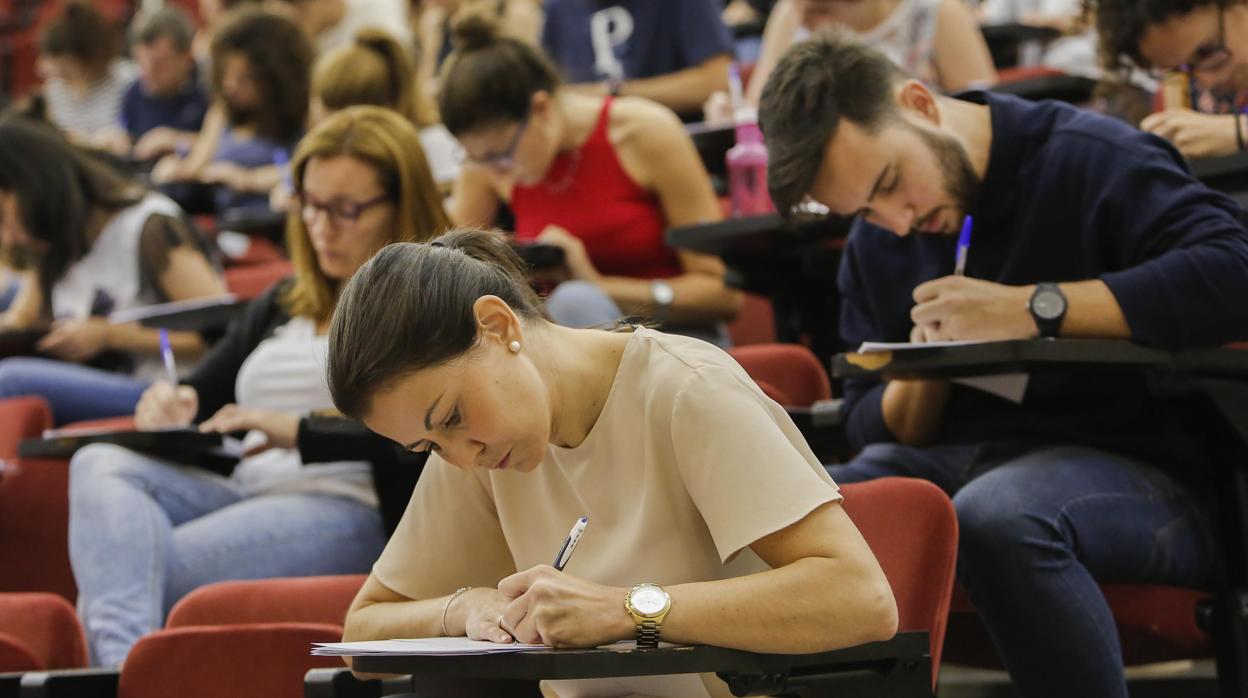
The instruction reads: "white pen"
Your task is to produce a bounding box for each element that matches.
[552,516,588,571]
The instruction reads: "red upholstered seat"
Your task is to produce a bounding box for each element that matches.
[0,397,77,601]
[118,623,345,698]
[728,343,832,407]
[839,478,958,689]
[0,592,87,671]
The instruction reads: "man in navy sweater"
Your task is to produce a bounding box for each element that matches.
[759,28,1248,698]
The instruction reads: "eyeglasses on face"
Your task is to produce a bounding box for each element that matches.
[296,192,390,227]
[467,117,529,170]
[1154,6,1233,78]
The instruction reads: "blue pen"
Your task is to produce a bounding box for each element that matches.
[273,148,293,191]
[553,516,588,571]
[954,215,973,276]
[158,329,178,384]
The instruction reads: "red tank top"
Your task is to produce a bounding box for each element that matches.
[512,98,681,279]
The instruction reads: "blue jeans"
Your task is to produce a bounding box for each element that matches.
[68,444,387,667]
[0,357,149,425]
[827,443,1218,698]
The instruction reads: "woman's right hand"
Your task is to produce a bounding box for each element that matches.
[450,587,515,644]
[151,155,189,185]
[135,381,198,430]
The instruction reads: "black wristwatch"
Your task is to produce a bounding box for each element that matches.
[1029,282,1067,338]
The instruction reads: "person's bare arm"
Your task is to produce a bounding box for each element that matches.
[604,99,741,322]
[496,500,897,652]
[449,165,504,227]
[0,272,42,330]
[933,0,997,92]
[616,54,732,116]
[745,0,799,107]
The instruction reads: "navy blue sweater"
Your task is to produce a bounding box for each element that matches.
[839,92,1248,467]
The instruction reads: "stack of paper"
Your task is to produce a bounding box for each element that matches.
[312,637,547,657]
[311,638,675,657]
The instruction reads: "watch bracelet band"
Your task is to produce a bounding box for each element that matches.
[636,619,661,647]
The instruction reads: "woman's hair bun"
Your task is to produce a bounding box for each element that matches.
[450,4,503,52]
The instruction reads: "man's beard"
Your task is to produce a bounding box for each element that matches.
[909,123,979,234]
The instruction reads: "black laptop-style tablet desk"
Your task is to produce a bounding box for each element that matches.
[309,631,932,698]
[832,339,1248,697]
[667,214,852,365]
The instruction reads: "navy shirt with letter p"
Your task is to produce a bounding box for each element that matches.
[542,0,732,83]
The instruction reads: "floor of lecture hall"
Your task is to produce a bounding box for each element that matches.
[937,660,1218,698]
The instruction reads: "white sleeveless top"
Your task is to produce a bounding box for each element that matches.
[230,315,377,505]
[51,192,182,321]
[795,0,941,88]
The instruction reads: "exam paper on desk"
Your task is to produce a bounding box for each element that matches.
[857,341,1030,404]
[311,637,716,698]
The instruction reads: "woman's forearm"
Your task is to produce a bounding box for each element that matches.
[597,274,742,323]
[106,324,206,358]
[657,556,897,653]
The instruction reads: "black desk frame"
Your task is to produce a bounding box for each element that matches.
[833,339,1248,698]
[320,631,932,698]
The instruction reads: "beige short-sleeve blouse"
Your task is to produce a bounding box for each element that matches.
[373,328,842,697]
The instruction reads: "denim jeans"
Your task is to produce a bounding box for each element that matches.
[827,443,1218,698]
[68,444,387,667]
[0,357,149,425]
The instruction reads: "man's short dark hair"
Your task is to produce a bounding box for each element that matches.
[1083,0,1230,74]
[759,27,903,218]
[132,7,195,52]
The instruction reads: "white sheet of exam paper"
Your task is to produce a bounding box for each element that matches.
[311,638,709,698]
[311,637,546,656]
[857,341,1030,404]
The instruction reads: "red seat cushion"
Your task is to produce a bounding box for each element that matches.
[119,623,344,698]
[0,593,87,669]
[166,575,366,628]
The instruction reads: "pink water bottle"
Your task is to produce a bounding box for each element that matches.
[726,109,774,217]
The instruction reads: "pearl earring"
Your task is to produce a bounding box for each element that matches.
[509,340,521,353]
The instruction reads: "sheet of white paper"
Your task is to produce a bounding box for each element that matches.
[857,339,995,353]
[311,637,547,656]
[310,638,680,657]
[951,373,1030,404]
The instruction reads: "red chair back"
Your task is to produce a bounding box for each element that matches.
[119,623,344,698]
[0,632,42,672]
[0,592,87,670]
[839,478,958,689]
[0,398,77,600]
[726,293,776,346]
[166,575,366,628]
[728,343,832,407]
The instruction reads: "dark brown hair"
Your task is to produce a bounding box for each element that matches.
[0,117,142,303]
[211,7,312,144]
[40,1,119,79]
[436,8,561,136]
[758,27,903,218]
[1083,0,1234,73]
[328,229,548,419]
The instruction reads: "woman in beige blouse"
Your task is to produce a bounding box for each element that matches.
[325,229,897,697]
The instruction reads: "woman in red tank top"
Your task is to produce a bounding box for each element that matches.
[435,10,741,338]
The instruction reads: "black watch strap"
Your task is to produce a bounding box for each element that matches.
[1030,282,1067,338]
[636,620,661,648]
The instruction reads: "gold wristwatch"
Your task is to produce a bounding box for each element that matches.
[624,583,671,648]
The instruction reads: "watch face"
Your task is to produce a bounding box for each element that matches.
[1032,291,1065,320]
[631,586,668,616]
